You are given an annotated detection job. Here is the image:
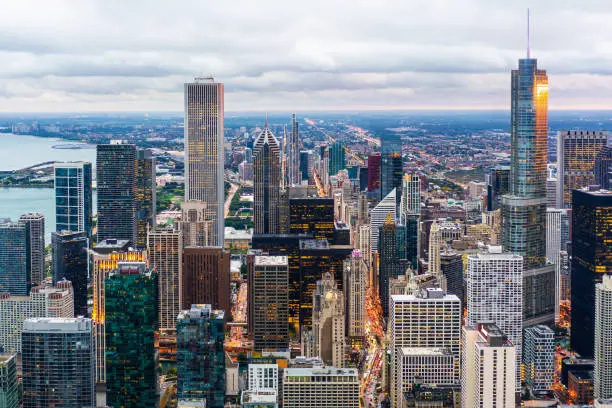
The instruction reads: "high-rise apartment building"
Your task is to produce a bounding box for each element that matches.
[343,251,366,343]
[177,304,226,407]
[571,188,612,358]
[594,146,612,190]
[595,275,612,399]
[18,213,45,286]
[467,246,522,390]
[21,317,94,408]
[524,324,555,392]
[370,188,396,251]
[96,141,137,244]
[400,173,421,221]
[462,324,516,408]
[389,289,461,406]
[557,130,609,208]
[328,142,346,176]
[184,77,225,246]
[254,124,282,234]
[0,281,73,354]
[135,149,157,249]
[428,219,463,277]
[0,220,30,296]
[380,134,403,203]
[52,230,88,317]
[0,353,17,408]
[148,227,183,332]
[105,262,158,408]
[282,368,359,408]
[178,200,214,247]
[54,161,93,236]
[253,256,289,351]
[501,53,555,326]
[248,363,279,392]
[546,208,571,321]
[312,272,345,368]
[182,247,230,313]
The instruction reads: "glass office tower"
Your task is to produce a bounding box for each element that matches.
[54,162,93,236]
[0,220,30,296]
[380,135,403,203]
[52,231,88,317]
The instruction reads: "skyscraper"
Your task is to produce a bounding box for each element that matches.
[254,123,282,234]
[182,247,230,314]
[177,304,226,407]
[179,200,214,247]
[54,161,93,236]
[556,130,609,208]
[289,198,335,241]
[367,153,381,195]
[379,215,406,318]
[486,166,510,211]
[21,317,94,408]
[0,220,30,296]
[343,251,366,344]
[369,188,396,251]
[18,213,45,286]
[105,262,158,408]
[440,249,464,307]
[135,149,157,249]
[283,368,359,407]
[96,141,137,244]
[428,219,463,277]
[312,272,345,368]
[400,173,420,222]
[571,188,612,358]
[299,150,313,182]
[0,353,17,408]
[380,134,403,203]
[52,230,88,317]
[286,113,301,186]
[328,142,346,176]
[467,246,523,390]
[501,51,555,326]
[184,77,225,246]
[546,208,571,321]
[252,256,289,351]
[523,324,555,392]
[594,146,612,190]
[148,226,183,332]
[594,275,612,400]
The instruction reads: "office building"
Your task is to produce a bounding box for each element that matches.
[546,208,571,321]
[440,249,464,307]
[311,272,345,368]
[571,188,612,358]
[0,281,73,353]
[135,149,157,249]
[179,200,214,247]
[370,188,396,251]
[486,166,510,211]
[254,123,282,234]
[557,130,609,208]
[299,150,313,182]
[0,354,17,408]
[379,216,407,318]
[242,390,278,407]
[467,246,522,389]
[286,113,301,186]
[0,220,30,296]
[344,251,366,343]
[501,53,556,326]
[524,324,555,392]
[182,247,230,313]
[18,213,45,286]
[177,304,225,407]
[289,198,335,241]
[282,368,359,408]
[389,289,461,406]
[569,371,595,405]
[328,142,345,176]
[248,363,278,392]
[595,275,612,399]
[462,324,516,408]
[105,262,157,408]
[54,161,93,236]
[594,146,612,190]
[21,317,94,408]
[367,153,381,194]
[184,77,225,246]
[428,219,463,276]
[400,173,421,220]
[96,141,137,244]
[380,134,403,202]
[52,230,88,317]
[253,256,289,351]
[148,227,183,332]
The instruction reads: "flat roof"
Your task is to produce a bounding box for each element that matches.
[255,256,288,266]
[23,317,92,332]
[285,367,358,377]
[400,347,451,356]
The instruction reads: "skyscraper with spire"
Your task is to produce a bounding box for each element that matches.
[254,118,282,234]
[501,16,555,326]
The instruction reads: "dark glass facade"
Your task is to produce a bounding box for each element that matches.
[289,198,335,242]
[594,146,612,190]
[367,153,381,194]
[486,166,510,211]
[571,189,612,358]
[328,142,346,176]
[0,221,30,296]
[54,162,93,236]
[379,222,408,318]
[380,135,403,203]
[299,150,311,182]
[52,231,89,317]
[177,305,225,407]
[105,263,158,407]
[440,251,464,308]
[135,149,156,249]
[96,143,137,245]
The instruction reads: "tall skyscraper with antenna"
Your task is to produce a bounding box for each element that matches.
[184,77,225,246]
[501,12,555,326]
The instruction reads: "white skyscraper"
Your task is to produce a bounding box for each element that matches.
[400,173,420,223]
[523,324,555,392]
[389,288,461,407]
[546,208,571,321]
[595,274,612,400]
[370,188,396,251]
[184,77,225,246]
[462,324,516,408]
[467,246,523,391]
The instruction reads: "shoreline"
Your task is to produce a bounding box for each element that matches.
[0,184,53,189]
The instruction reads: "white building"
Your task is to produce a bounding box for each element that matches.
[400,174,420,222]
[358,225,371,266]
[248,364,279,392]
[462,324,516,408]
[523,324,555,391]
[370,188,396,251]
[282,367,359,408]
[184,77,225,245]
[344,250,366,343]
[428,219,463,276]
[467,246,522,391]
[595,275,612,400]
[312,273,345,368]
[546,208,571,321]
[389,288,461,407]
[178,200,214,247]
[0,280,74,353]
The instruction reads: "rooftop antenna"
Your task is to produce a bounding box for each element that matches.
[527,8,531,59]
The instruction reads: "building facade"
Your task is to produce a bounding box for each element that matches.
[370,188,396,251]
[546,208,571,321]
[52,230,88,317]
[524,324,555,392]
[0,353,17,408]
[54,161,93,236]
[380,134,403,203]
[135,149,157,249]
[595,275,612,400]
[18,213,45,286]
[253,256,289,351]
[0,220,30,296]
[343,251,366,343]
[311,272,345,368]
[182,247,230,314]
[282,368,359,408]
[594,146,612,190]
[254,125,282,234]
[179,200,214,247]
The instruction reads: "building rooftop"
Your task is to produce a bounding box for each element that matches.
[391,292,459,303]
[94,239,131,251]
[254,256,288,266]
[23,317,92,332]
[0,354,15,364]
[177,399,207,408]
[177,304,224,321]
[241,390,277,404]
[224,227,253,240]
[284,367,359,378]
[400,347,451,356]
[300,239,330,250]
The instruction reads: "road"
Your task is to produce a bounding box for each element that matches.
[361,285,385,407]
[226,278,249,349]
[224,182,240,218]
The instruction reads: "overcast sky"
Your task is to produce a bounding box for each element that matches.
[1,0,611,112]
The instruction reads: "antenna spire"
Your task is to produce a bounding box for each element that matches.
[527,8,531,59]
[265,112,268,128]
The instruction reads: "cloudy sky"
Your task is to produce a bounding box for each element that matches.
[1,0,611,112]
